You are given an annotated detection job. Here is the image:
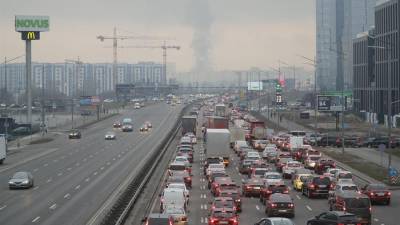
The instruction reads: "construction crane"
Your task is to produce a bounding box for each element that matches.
[97,27,171,94]
[65,57,84,97]
[118,42,180,84]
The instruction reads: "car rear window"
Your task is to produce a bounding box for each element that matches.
[214,200,234,208]
[339,173,352,179]
[345,198,370,209]
[313,177,330,185]
[266,174,281,179]
[338,215,358,222]
[255,169,267,175]
[148,218,170,224]
[169,165,186,170]
[342,186,358,191]
[369,184,387,190]
[270,194,291,202]
[212,211,234,218]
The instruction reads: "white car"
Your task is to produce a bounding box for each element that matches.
[160,188,187,213]
[167,182,190,199]
[282,161,303,178]
[245,151,261,161]
[104,131,116,140]
[262,147,276,159]
[174,156,191,167]
[263,172,283,185]
[184,132,197,144]
[334,170,353,182]
[206,163,225,177]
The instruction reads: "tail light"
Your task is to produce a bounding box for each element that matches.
[288,203,294,208]
[387,192,391,196]
[209,217,218,224]
[229,217,238,223]
[283,189,289,194]
[181,216,187,221]
[338,223,345,225]
[309,184,315,189]
[145,221,149,225]
[270,203,277,208]
[370,192,374,196]
[369,206,372,212]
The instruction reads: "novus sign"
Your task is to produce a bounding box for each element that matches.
[15,15,50,32]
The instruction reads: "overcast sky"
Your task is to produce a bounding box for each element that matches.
[0,0,316,72]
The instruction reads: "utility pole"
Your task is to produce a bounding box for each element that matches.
[26,40,32,124]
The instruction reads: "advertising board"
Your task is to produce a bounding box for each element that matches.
[247,82,263,91]
[15,15,50,32]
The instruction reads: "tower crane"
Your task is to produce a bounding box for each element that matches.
[97,27,171,94]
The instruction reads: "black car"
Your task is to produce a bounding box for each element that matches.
[302,176,332,198]
[307,211,360,225]
[317,136,339,147]
[69,130,81,139]
[265,193,295,218]
[329,192,371,225]
[370,136,399,148]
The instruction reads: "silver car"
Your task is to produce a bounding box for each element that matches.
[105,131,116,140]
[9,171,34,189]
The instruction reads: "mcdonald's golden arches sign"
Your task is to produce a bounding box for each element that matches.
[21,31,40,40]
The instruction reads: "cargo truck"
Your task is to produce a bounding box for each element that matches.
[182,116,197,135]
[245,121,266,141]
[205,129,231,167]
[215,104,226,117]
[206,116,229,129]
[289,136,304,152]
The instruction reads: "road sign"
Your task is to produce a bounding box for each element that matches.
[15,15,50,32]
[21,31,40,40]
[317,95,347,111]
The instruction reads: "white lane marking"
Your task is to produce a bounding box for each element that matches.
[106,162,111,165]
[67,167,72,171]
[112,158,116,161]
[83,158,87,162]
[0,205,7,210]
[60,156,66,159]
[76,163,80,166]
[373,218,379,222]
[64,193,71,199]
[46,178,52,183]
[202,185,206,190]
[306,205,312,211]
[256,205,260,211]
[118,154,121,158]
[201,204,203,209]
[33,168,38,172]
[204,204,207,210]
[85,178,90,182]
[53,159,58,163]
[44,163,48,167]
[57,172,63,176]
[201,217,204,223]
[49,204,57,210]
[75,185,81,190]
[100,167,104,170]
[69,152,73,155]
[236,167,239,171]
[33,186,39,190]
[93,172,98,176]
[296,195,301,200]
[32,216,40,223]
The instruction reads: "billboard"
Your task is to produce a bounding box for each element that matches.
[317,95,347,111]
[79,96,100,106]
[21,31,40,40]
[15,15,50,32]
[247,82,263,91]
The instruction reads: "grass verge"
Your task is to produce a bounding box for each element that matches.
[321,149,400,186]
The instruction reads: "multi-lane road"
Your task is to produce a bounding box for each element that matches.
[0,103,183,225]
[147,107,399,225]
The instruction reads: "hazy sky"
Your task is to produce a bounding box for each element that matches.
[0,0,316,72]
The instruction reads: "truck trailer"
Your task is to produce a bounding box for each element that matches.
[205,129,231,166]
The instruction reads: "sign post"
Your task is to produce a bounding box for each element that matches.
[15,15,49,125]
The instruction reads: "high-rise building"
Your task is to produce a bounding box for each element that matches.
[353,0,400,125]
[316,0,376,91]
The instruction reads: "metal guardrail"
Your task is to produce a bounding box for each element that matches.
[99,103,194,225]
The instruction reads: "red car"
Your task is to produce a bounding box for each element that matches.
[219,190,242,212]
[242,178,264,197]
[211,177,233,195]
[214,181,238,197]
[260,182,289,204]
[208,209,238,225]
[361,183,391,205]
[314,159,336,175]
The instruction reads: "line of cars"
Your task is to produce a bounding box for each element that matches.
[144,133,197,225]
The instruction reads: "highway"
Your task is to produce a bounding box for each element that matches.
[0,102,183,225]
[147,107,399,225]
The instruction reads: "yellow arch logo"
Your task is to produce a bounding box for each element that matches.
[27,32,36,40]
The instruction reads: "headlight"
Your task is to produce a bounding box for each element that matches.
[8,181,14,184]
[22,180,29,184]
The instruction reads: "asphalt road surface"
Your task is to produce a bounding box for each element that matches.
[148,109,399,225]
[0,103,183,225]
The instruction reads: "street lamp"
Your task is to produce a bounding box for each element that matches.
[279,60,296,90]
[368,44,394,169]
[297,55,318,139]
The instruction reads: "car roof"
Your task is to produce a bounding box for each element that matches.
[215,197,233,201]
[337,191,369,199]
[329,211,356,216]
[148,213,172,219]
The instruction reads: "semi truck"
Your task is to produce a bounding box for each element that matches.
[182,116,197,135]
[205,129,231,166]
[245,121,266,141]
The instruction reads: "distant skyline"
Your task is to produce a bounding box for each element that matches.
[0,0,316,72]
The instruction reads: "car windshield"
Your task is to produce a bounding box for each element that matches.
[266,174,281,179]
[342,186,358,191]
[313,177,330,185]
[209,164,224,169]
[345,198,370,208]
[13,172,27,179]
[339,173,352,179]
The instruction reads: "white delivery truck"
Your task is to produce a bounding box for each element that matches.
[0,135,6,164]
[289,136,304,152]
[206,129,231,167]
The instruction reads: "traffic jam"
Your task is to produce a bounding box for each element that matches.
[144,98,393,225]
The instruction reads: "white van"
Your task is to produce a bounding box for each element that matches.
[134,103,141,109]
[160,188,187,213]
[0,135,6,164]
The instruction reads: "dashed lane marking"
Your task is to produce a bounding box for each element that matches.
[67,167,72,171]
[374,219,379,222]
[32,216,40,223]
[64,193,71,199]
[296,195,301,200]
[85,178,90,182]
[93,172,98,176]
[306,205,312,211]
[44,163,48,167]
[33,168,38,172]
[33,186,39,190]
[256,205,260,211]
[49,204,57,210]
[58,172,63,176]
[0,205,7,210]
[46,178,52,183]
[75,185,81,190]
[100,167,104,170]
